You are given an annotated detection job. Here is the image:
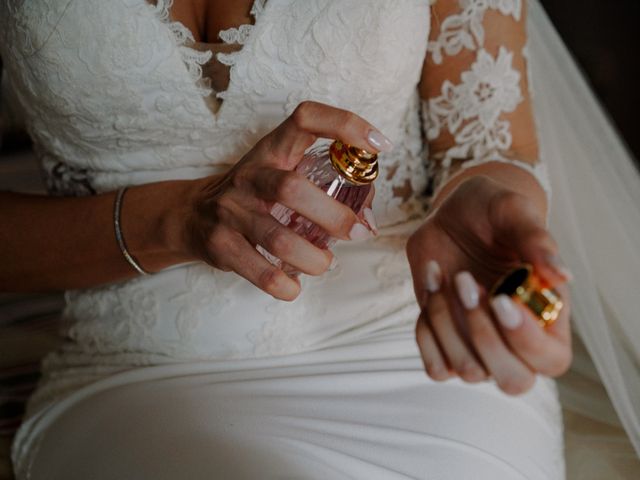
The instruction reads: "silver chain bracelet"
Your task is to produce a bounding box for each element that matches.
[114,187,150,276]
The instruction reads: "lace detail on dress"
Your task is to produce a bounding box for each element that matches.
[424,0,551,199]
[374,91,429,223]
[425,47,522,178]
[0,0,74,58]
[154,0,265,104]
[43,158,96,197]
[168,264,236,346]
[151,0,213,97]
[213,0,266,100]
[428,0,522,65]
[246,291,321,358]
[0,0,432,404]
[64,279,161,356]
[217,0,265,47]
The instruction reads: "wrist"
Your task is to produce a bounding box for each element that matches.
[430,160,549,221]
[121,179,200,273]
[160,179,202,261]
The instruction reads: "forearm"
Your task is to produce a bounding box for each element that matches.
[0,179,199,292]
[423,0,547,220]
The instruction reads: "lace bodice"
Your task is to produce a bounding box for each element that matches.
[423,0,550,198]
[0,0,547,215]
[0,0,549,405]
[0,0,432,226]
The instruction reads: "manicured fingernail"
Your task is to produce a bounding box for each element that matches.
[366,129,393,152]
[491,295,523,330]
[363,207,378,235]
[454,271,479,310]
[557,266,573,282]
[328,256,339,271]
[427,364,448,381]
[425,260,442,293]
[349,222,373,241]
[545,254,574,281]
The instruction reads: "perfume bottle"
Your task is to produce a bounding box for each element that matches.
[258,140,378,272]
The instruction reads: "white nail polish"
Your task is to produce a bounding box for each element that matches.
[328,256,339,271]
[366,129,393,152]
[425,260,442,293]
[363,207,378,234]
[455,271,479,310]
[545,254,574,281]
[556,266,574,282]
[491,295,523,330]
[349,222,373,241]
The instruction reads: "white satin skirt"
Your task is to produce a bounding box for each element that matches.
[14,326,564,479]
[12,220,565,479]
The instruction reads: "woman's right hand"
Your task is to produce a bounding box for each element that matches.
[181,101,392,301]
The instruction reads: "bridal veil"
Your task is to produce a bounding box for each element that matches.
[528,0,640,457]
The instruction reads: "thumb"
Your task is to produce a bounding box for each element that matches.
[489,192,572,287]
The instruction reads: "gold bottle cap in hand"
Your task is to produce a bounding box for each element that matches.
[329,140,379,185]
[491,264,564,328]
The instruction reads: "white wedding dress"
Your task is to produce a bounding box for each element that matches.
[1,0,639,478]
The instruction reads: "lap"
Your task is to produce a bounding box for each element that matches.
[22,345,564,480]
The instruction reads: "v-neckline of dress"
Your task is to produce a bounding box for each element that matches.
[145,0,271,124]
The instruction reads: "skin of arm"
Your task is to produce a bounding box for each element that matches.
[420,4,547,217]
[406,0,573,393]
[0,180,197,291]
[0,102,386,297]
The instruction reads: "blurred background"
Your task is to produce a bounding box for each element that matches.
[540,0,640,164]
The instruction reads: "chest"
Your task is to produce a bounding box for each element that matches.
[169,0,255,43]
[2,0,431,152]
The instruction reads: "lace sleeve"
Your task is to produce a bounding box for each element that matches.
[421,0,551,202]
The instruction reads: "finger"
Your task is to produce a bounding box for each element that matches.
[359,186,378,235]
[209,227,301,301]
[242,212,333,276]
[416,315,453,382]
[265,101,393,168]
[427,287,488,383]
[361,207,378,236]
[454,272,536,395]
[513,226,572,287]
[212,191,334,273]
[409,258,443,310]
[250,168,373,241]
[489,192,572,286]
[490,293,572,377]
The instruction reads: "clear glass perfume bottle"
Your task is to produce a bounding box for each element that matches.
[258,140,378,273]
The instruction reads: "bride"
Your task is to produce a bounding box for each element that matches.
[1,0,638,478]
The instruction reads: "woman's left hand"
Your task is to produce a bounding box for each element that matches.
[406,175,573,395]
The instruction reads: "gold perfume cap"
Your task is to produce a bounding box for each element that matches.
[491,264,564,327]
[329,140,379,185]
